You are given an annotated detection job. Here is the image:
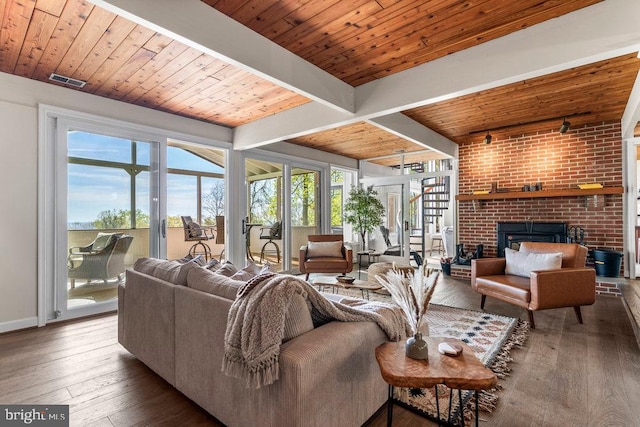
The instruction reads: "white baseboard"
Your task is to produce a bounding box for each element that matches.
[0,317,38,334]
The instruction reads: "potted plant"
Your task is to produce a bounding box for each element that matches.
[343,185,385,251]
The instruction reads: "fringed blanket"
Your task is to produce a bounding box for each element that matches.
[222,273,410,389]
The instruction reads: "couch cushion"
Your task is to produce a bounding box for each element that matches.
[307,241,343,258]
[187,266,245,300]
[504,247,563,278]
[134,257,199,286]
[475,274,532,305]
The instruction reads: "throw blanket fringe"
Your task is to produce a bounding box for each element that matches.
[223,273,410,389]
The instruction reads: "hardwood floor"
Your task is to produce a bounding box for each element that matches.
[1,276,638,426]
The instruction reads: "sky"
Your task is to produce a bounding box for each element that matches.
[67,131,223,225]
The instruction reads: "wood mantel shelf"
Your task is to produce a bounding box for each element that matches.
[456,187,624,201]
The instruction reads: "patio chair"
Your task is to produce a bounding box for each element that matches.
[68,234,134,288]
[380,226,423,266]
[259,221,282,263]
[181,215,214,260]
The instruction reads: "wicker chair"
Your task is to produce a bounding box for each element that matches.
[68,233,133,288]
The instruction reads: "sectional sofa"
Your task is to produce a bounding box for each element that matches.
[118,258,389,427]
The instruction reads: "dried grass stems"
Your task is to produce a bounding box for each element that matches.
[375,264,439,335]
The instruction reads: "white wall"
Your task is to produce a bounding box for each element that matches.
[0,100,38,331]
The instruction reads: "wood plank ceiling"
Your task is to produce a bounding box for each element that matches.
[1,0,638,165]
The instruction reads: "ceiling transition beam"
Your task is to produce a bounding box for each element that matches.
[91,0,354,114]
[367,113,457,158]
[234,0,640,150]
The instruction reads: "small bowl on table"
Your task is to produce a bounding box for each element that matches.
[336,275,356,284]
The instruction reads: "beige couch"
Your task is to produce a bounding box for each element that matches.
[118,258,389,427]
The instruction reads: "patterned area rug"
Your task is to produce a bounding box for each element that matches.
[322,286,529,425]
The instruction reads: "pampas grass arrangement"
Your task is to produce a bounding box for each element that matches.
[375,264,439,335]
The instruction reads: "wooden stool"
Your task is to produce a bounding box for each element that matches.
[430,233,443,255]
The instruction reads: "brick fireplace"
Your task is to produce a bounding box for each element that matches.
[457,121,623,261]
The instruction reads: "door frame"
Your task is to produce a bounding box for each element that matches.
[624,136,640,278]
[360,176,412,265]
[242,148,329,272]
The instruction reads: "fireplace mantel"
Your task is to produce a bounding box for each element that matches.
[455,186,623,201]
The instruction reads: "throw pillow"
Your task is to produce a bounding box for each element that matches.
[134,257,197,286]
[187,267,245,300]
[504,248,563,278]
[92,233,115,251]
[187,221,202,238]
[215,261,238,277]
[175,253,194,264]
[230,262,262,281]
[205,258,221,270]
[306,241,343,258]
[269,221,282,238]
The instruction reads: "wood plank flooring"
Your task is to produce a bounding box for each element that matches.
[1,276,638,426]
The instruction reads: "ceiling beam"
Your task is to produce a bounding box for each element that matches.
[367,113,457,158]
[234,0,640,149]
[356,0,640,117]
[91,0,354,113]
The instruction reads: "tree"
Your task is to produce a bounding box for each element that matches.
[93,208,149,229]
[343,185,385,250]
[202,179,225,224]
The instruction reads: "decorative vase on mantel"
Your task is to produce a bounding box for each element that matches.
[405,332,428,360]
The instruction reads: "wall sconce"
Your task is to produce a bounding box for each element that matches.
[483,132,492,144]
[559,118,570,133]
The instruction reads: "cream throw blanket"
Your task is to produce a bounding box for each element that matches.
[222,273,410,389]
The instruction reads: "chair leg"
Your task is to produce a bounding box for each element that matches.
[70,279,75,289]
[305,273,310,280]
[480,294,486,309]
[573,306,584,324]
[189,241,212,260]
[527,310,536,329]
[260,240,280,263]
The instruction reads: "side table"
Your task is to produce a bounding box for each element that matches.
[375,338,497,427]
[357,250,382,279]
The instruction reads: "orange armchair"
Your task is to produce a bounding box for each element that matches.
[471,242,595,329]
[299,235,353,280]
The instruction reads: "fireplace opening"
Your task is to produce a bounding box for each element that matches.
[497,222,567,257]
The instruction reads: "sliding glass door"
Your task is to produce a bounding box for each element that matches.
[57,125,161,319]
[245,156,322,272]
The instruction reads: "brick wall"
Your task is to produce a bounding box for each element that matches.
[457,121,623,259]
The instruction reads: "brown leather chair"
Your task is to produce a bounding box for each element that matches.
[471,242,595,329]
[299,234,353,280]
